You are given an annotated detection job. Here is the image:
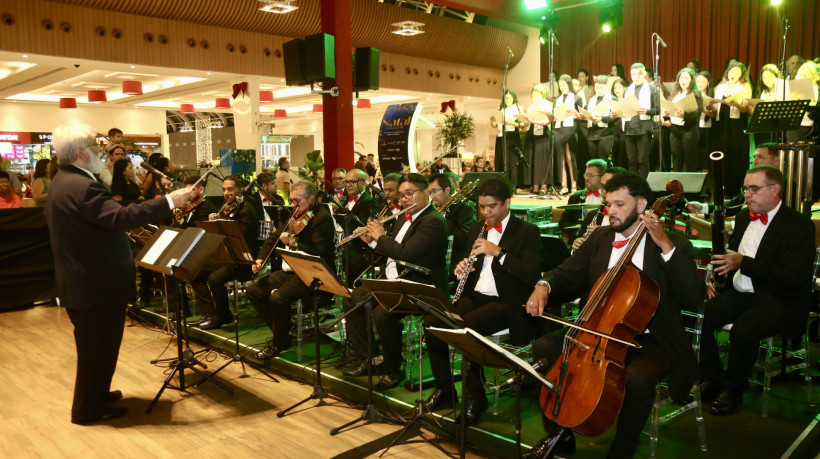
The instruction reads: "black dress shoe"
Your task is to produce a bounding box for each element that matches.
[254,342,290,360]
[71,406,128,425]
[424,387,457,411]
[459,395,489,425]
[699,380,721,402]
[104,390,123,403]
[374,370,404,390]
[198,316,225,330]
[343,360,384,377]
[522,430,576,459]
[709,390,741,416]
[189,314,211,328]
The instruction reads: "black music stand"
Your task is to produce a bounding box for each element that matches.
[276,249,354,418]
[745,99,810,136]
[360,278,462,458]
[428,327,557,459]
[194,220,279,383]
[135,226,234,413]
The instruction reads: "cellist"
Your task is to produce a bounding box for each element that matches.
[523,172,705,459]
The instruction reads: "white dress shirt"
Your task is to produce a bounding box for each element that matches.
[474,213,512,296]
[732,201,781,293]
[369,204,430,280]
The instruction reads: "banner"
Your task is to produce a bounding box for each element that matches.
[377,103,422,174]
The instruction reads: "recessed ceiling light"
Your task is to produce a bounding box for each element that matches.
[130,65,135,69]
[22,55,28,58]
[392,21,425,36]
[207,72,211,75]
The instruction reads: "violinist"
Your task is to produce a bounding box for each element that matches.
[523,172,704,458]
[190,175,260,330]
[428,173,475,270]
[247,180,335,359]
[173,175,214,228]
[423,178,541,423]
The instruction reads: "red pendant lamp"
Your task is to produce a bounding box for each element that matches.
[313,104,323,113]
[215,97,231,109]
[87,90,107,103]
[357,98,371,109]
[122,80,143,95]
[260,90,274,103]
[59,98,77,109]
[180,104,195,114]
[274,109,287,118]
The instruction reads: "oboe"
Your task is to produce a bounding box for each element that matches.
[452,225,487,303]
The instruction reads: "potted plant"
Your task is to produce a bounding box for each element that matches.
[295,150,325,189]
[435,111,475,158]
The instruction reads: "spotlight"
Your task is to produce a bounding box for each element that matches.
[539,24,548,44]
[538,9,559,45]
[524,0,548,9]
[771,0,783,4]
[598,0,623,33]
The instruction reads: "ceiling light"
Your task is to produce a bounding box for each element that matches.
[87,90,107,103]
[357,99,371,109]
[274,109,287,118]
[180,122,194,132]
[258,0,298,14]
[180,104,195,114]
[122,80,143,95]
[313,104,323,113]
[392,21,425,36]
[260,90,274,103]
[59,98,77,109]
[215,98,231,109]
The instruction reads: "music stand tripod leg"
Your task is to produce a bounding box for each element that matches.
[277,278,349,418]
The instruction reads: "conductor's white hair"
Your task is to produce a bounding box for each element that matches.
[52,124,98,166]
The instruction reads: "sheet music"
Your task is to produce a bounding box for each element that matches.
[619,95,641,119]
[141,230,178,265]
[577,106,594,119]
[592,101,610,116]
[171,229,205,268]
[553,104,573,122]
[787,78,815,101]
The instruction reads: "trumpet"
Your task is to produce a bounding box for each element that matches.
[437,180,479,216]
[335,203,418,248]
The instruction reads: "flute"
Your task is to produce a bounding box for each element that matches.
[335,203,418,248]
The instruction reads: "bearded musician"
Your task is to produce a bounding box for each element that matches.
[190,175,260,330]
[423,178,542,424]
[247,180,335,359]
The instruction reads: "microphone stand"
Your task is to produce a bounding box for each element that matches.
[777,17,791,144]
[544,29,561,199]
[499,48,513,182]
[652,33,665,172]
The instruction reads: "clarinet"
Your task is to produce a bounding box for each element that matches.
[452,225,487,303]
[709,151,727,291]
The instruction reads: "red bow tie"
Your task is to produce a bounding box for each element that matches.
[334,189,344,195]
[602,207,608,215]
[612,238,630,249]
[586,189,600,197]
[390,203,401,210]
[348,196,358,203]
[262,197,274,203]
[750,211,768,224]
[486,222,503,233]
[405,212,414,223]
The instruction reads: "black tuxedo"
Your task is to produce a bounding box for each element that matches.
[424,215,543,398]
[178,199,216,229]
[442,200,476,271]
[337,190,376,285]
[343,204,449,368]
[558,189,602,243]
[623,83,660,177]
[45,165,174,422]
[700,203,815,393]
[190,203,260,322]
[534,226,704,457]
[247,203,336,346]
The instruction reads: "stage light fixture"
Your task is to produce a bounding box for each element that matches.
[539,24,548,44]
[524,0,547,9]
[598,0,623,33]
[771,0,783,4]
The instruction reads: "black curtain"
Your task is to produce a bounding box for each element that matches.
[0,209,56,310]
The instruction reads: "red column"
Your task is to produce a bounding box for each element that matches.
[321,0,354,181]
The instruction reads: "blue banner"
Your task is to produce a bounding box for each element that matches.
[377,103,422,174]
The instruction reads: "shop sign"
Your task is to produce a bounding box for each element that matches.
[0,132,31,143]
[31,132,53,144]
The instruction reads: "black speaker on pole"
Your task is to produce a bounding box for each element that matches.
[304,33,335,81]
[353,47,380,91]
[283,38,306,86]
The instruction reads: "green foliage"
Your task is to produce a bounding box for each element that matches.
[296,150,325,188]
[435,111,475,155]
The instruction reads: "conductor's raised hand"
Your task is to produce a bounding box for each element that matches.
[169,187,193,208]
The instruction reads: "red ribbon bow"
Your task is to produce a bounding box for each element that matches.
[405,212,414,223]
[586,189,600,197]
[390,203,401,210]
[486,222,503,233]
[612,238,630,249]
[262,197,274,203]
[348,196,359,203]
[232,82,248,99]
[750,211,768,224]
[440,100,456,113]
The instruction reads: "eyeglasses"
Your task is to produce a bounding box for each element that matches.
[289,197,306,206]
[399,189,422,199]
[332,177,345,181]
[740,184,775,195]
[584,173,601,178]
[428,188,444,195]
[344,179,362,185]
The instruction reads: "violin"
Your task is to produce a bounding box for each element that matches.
[286,209,314,249]
[173,196,204,226]
[538,180,684,436]
[217,197,244,219]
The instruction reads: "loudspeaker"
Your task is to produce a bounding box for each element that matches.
[282,38,306,86]
[304,33,335,81]
[460,172,510,192]
[353,47,380,91]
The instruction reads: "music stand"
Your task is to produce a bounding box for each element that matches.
[360,278,462,458]
[135,226,234,413]
[275,249,354,418]
[745,100,810,135]
[194,220,279,383]
[428,327,557,459]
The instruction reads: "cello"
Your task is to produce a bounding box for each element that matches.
[539,180,684,436]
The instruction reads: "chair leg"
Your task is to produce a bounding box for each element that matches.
[692,380,708,452]
[296,299,303,363]
[762,336,775,418]
[649,384,661,459]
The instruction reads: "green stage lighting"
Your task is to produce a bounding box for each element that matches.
[771,0,783,5]
[598,0,623,33]
[602,24,612,33]
[525,0,548,9]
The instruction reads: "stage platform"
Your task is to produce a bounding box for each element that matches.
[134,301,820,459]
